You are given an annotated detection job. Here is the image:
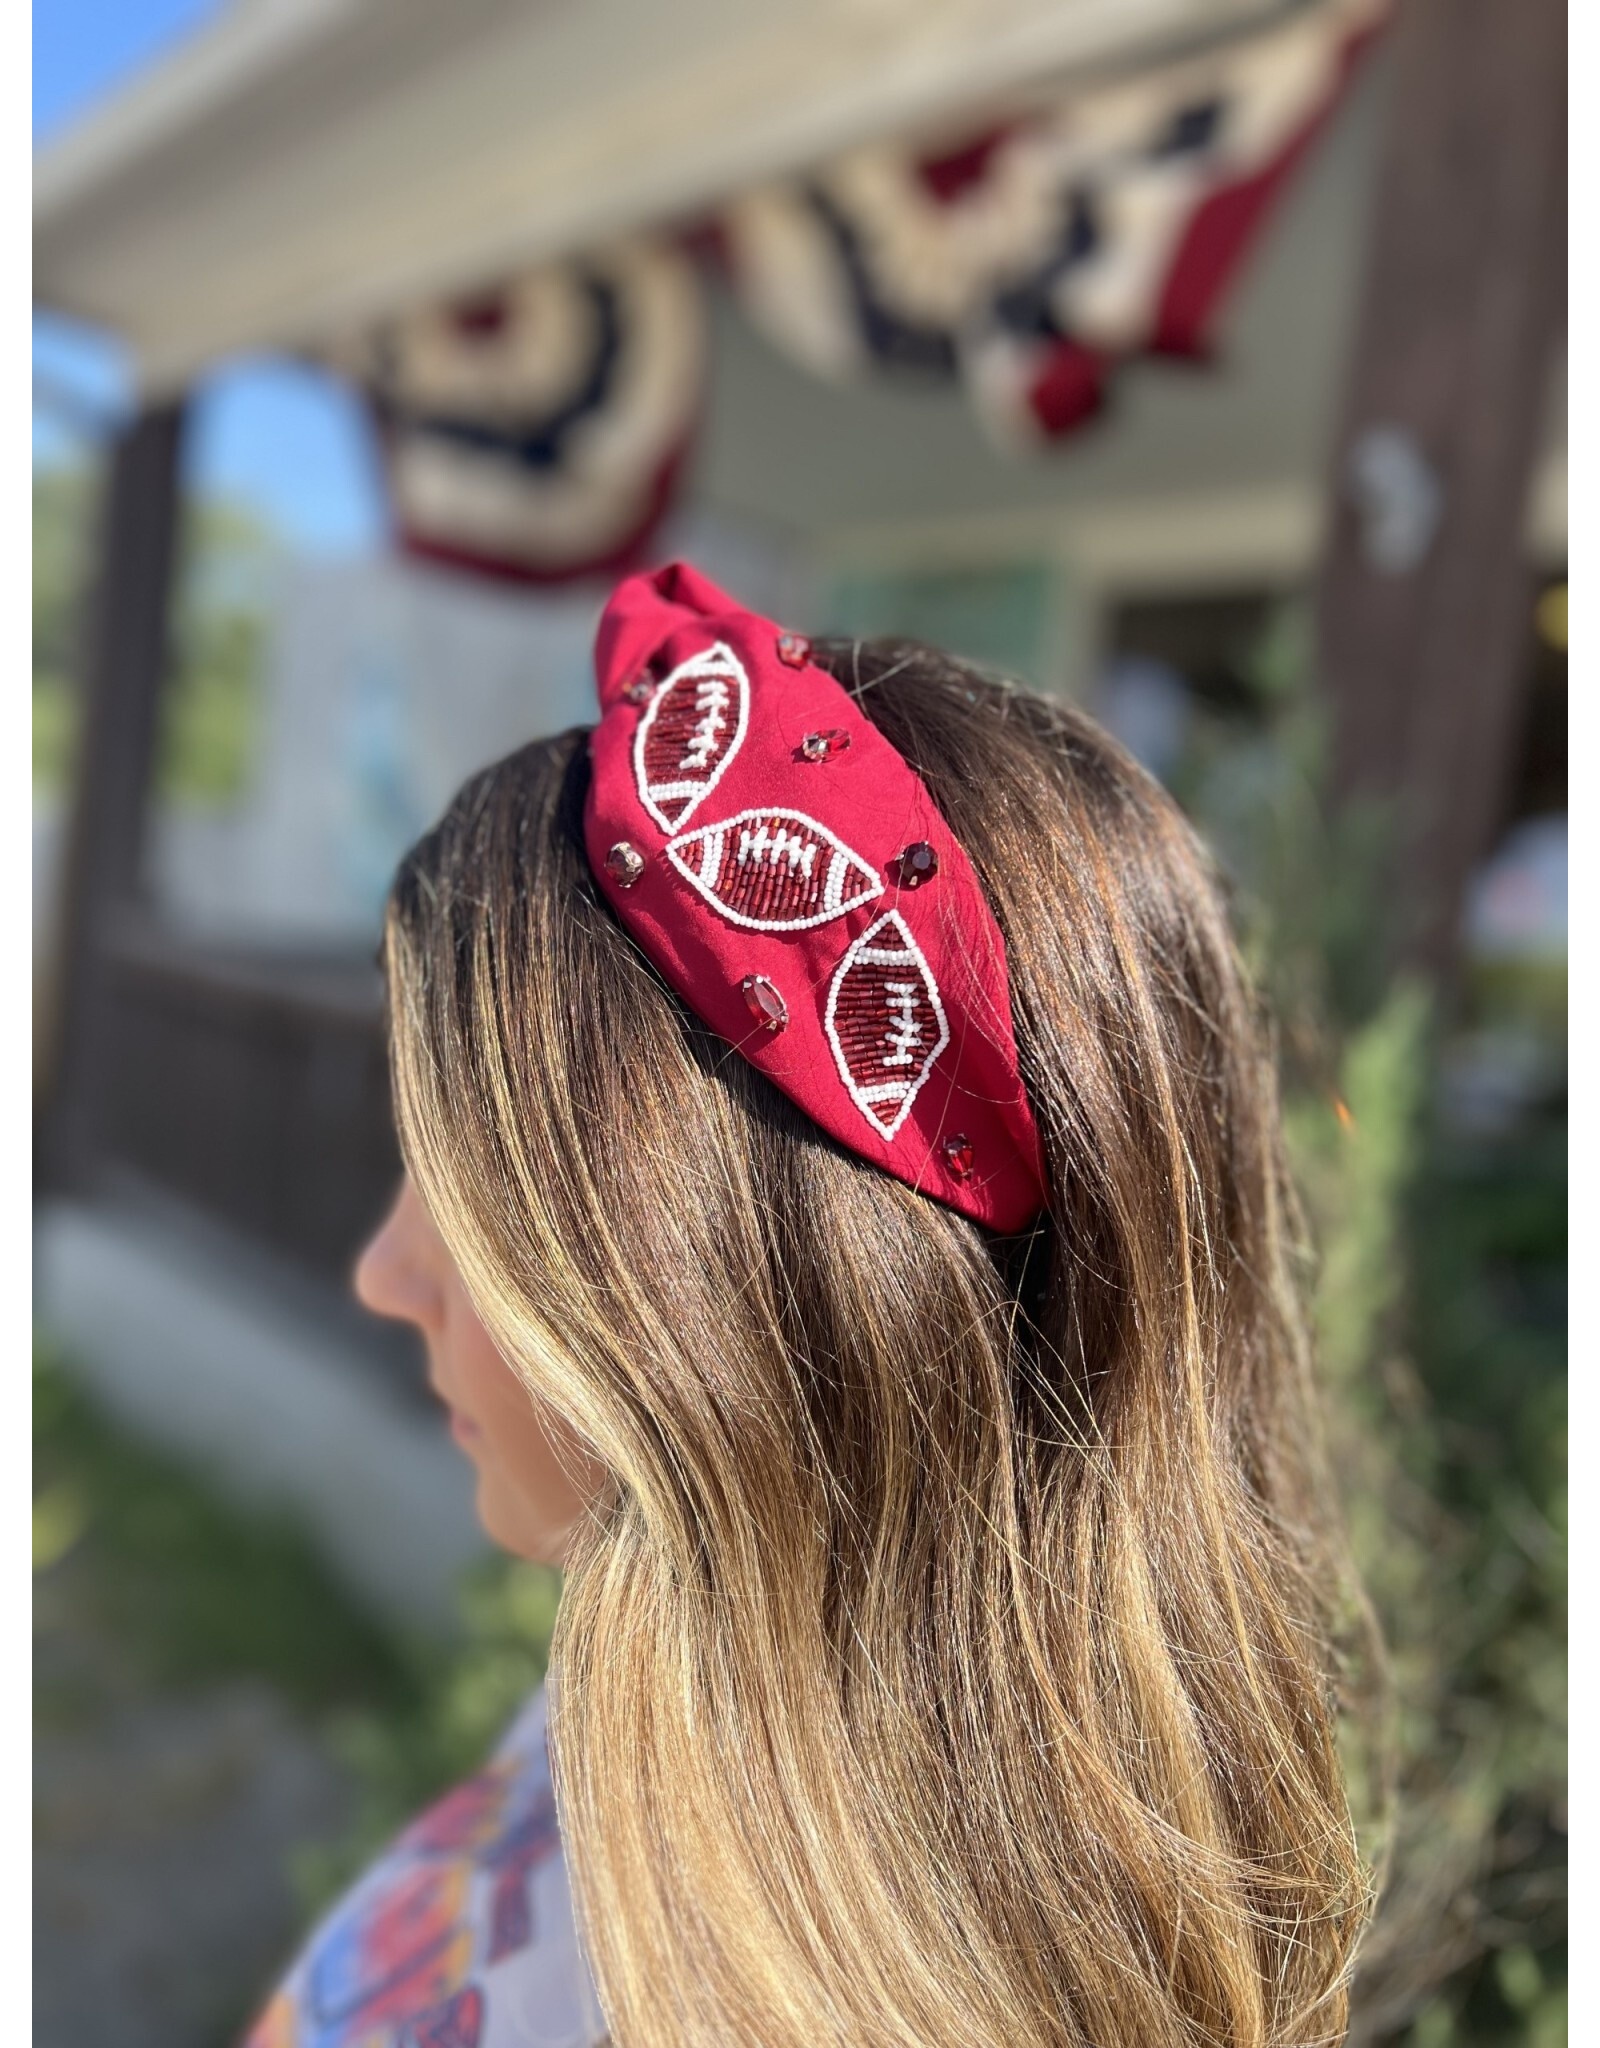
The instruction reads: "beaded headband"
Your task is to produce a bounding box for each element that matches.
[583,561,1048,1232]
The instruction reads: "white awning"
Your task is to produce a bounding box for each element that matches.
[34,0,1314,392]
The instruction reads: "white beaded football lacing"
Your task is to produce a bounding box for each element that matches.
[737,822,817,879]
[882,982,924,1066]
[679,676,732,772]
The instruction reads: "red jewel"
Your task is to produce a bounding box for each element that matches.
[942,1133,975,1179]
[741,974,788,1033]
[605,842,646,887]
[798,727,851,762]
[623,674,654,705]
[894,841,939,889]
[775,632,812,669]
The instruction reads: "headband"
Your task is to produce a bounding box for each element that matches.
[582,562,1048,1232]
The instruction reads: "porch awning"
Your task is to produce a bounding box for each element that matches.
[35,0,1323,392]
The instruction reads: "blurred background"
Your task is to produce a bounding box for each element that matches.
[32,1,1565,2043]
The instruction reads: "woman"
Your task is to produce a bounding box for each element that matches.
[249,562,1376,2048]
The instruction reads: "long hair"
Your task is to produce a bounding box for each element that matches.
[384,638,1376,2048]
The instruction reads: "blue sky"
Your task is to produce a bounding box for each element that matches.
[34,0,388,553]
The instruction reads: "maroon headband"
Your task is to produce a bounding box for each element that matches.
[583,562,1048,1232]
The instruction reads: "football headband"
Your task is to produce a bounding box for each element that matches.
[583,561,1048,1232]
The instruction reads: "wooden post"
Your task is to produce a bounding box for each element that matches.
[1313,0,1565,988]
[37,401,188,1188]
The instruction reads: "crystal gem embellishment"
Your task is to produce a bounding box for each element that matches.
[741,974,788,1034]
[666,808,882,931]
[775,631,812,668]
[623,674,655,706]
[893,841,939,889]
[633,642,751,832]
[605,841,646,888]
[799,728,851,763]
[941,1133,975,1180]
[825,910,951,1139]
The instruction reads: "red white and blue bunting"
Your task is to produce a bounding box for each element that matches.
[723,0,1385,445]
[334,0,1383,584]
[334,239,704,585]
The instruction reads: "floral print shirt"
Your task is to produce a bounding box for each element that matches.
[245,1688,606,2048]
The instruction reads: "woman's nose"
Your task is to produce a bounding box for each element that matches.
[353,1185,445,1330]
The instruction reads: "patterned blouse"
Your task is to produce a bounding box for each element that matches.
[244,1687,607,2048]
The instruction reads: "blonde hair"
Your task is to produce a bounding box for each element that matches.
[384,640,1376,2048]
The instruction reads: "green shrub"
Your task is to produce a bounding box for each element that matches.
[33,1339,420,1719]
[32,464,275,806]
[1178,609,1567,2046]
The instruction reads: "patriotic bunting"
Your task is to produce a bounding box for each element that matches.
[724,0,1386,445]
[334,0,1384,584]
[333,240,704,585]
